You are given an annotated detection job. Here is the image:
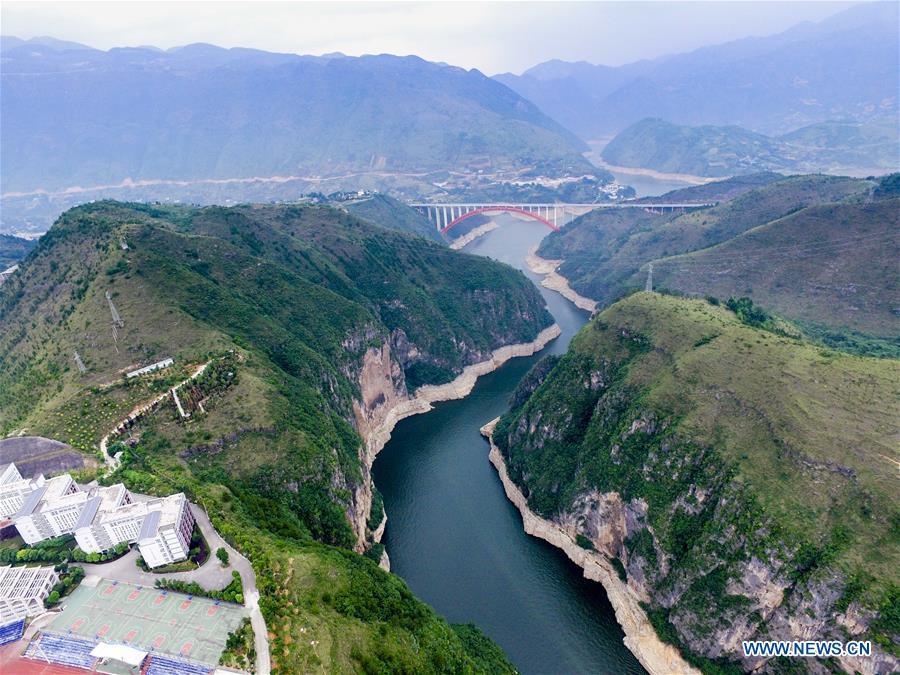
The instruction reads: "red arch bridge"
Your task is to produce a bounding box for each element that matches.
[409,202,716,234]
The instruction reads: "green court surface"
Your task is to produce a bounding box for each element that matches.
[47,579,247,666]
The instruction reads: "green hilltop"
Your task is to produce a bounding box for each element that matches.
[0,200,550,672]
[494,292,900,673]
[341,193,444,244]
[538,173,899,355]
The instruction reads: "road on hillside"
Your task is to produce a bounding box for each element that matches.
[76,503,271,674]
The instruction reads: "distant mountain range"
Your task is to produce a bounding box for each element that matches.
[0,39,591,195]
[496,2,898,138]
[601,117,899,177]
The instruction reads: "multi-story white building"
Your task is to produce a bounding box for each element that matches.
[1,473,78,521]
[10,475,82,542]
[0,463,22,486]
[136,494,195,569]
[7,461,195,570]
[73,492,193,569]
[70,484,135,552]
[0,565,59,623]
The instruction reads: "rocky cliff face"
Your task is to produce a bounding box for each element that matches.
[492,295,899,674]
[347,323,562,555]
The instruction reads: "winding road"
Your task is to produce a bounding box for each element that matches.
[89,359,271,673]
[77,503,271,674]
[99,360,212,473]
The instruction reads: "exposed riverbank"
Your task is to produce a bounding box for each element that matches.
[353,323,562,559]
[526,247,597,313]
[592,157,719,186]
[481,418,700,675]
[449,221,499,249]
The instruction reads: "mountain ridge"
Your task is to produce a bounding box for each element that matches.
[496,2,898,138]
[601,117,899,177]
[0,200,554,672]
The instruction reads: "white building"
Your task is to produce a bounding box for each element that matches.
[10,475,82,542]
[73,492,193,569]
[0,463,22,486]
[136,494,195,569]
[0,565,59,623]
[7,461,194,570]
[1,473,78,521]
[125,357,173,379]
[70,484,135,552]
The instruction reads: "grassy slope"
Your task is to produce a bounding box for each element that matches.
[652,198,900,337]
[495,293,899,670]
[538,174,898,341]
[343,193,444,244]
[0,201,548,672]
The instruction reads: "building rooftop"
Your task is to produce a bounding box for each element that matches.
[137,510,161,540]
[0,564,56,601]
[82,492,187,538]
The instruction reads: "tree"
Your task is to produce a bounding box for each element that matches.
[216,547,229,566]
[45,591,60,607]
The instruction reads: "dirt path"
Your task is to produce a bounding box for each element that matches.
[99,361,212,473]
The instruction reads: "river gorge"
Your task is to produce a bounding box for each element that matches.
[372,215,646,674]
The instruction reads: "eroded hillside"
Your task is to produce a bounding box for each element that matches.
[493,293,900,674]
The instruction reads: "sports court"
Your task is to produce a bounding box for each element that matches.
[45,578,246,666]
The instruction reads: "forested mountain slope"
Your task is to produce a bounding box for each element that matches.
[601,117,899,177]
[537,174,898,347]
[493,293,900,674]
[0,201,552,671]
[342,193,444,244]
[0,44,590,195]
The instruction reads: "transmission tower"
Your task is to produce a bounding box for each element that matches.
[73,350,87,374]
[106,290,124,327]
[644,263,653,292]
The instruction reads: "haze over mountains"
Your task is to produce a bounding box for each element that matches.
[0,39,590,195]
[601,117,899,177]
[2,2,898,238]
[496,2,898,139]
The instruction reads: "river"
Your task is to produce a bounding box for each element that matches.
[372,215,645,674]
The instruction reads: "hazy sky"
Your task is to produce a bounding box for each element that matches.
[3,1,856,74]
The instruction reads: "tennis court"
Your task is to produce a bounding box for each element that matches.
[46,579,246,666]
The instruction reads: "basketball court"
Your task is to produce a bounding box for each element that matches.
[45,578,246,666]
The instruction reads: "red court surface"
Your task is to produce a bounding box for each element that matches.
[0,641,86,675]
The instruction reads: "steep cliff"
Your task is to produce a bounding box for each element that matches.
[493,293,899,674]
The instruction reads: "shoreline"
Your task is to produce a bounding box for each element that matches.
[357,323,562,561]
[525,246,598,313]
[592,157,720,185]
[480,418,700,675]
[449,221,499,250]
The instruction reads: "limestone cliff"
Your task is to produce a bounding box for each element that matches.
[482,417,700,675]
[348,323,562,556]
[491,293,900,674]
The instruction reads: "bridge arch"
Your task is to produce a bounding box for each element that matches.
[441,206,559,234]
